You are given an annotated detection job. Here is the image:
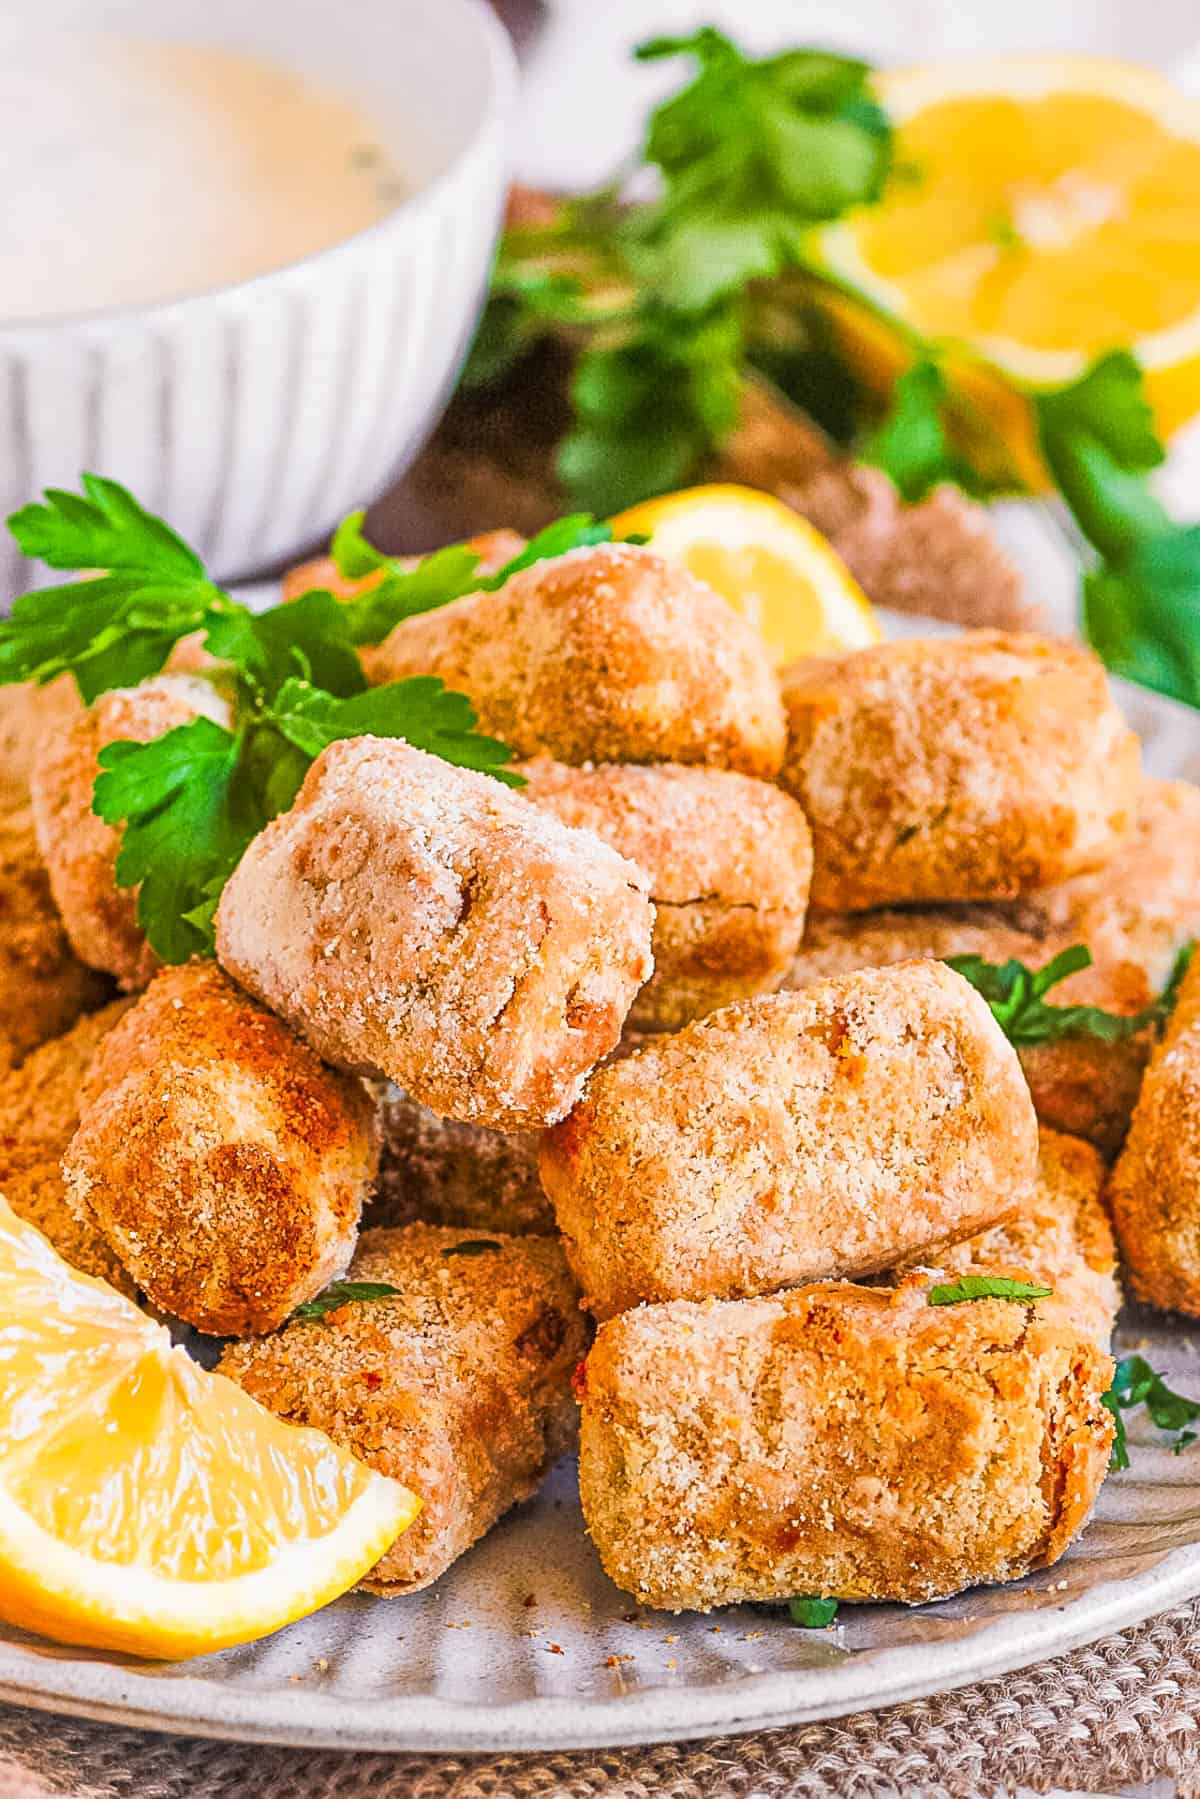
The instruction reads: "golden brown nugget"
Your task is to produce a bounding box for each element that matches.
[362,543,787,777]
[371,1086,552,1235]
[779,633,1139,912]
[280,528,526,605]
[0,1001,134,1292]
[906,1127,1119,1348]
[31,674,231,989]
[0,806,110,1072]
[0,677,81,811]
[1008,778,1200,990]
[216,737,655,1131]
[63,963,379,1336]
[540,961,1038,1319]
[1108,958,1200,1316]
[518,759,812,1030]
[785,906,1156,1155]
[219,1224,587,1594]
[577,1277,1113,1611]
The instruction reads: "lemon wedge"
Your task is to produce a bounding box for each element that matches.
[816,56,1200,438]
[0,1197,419,1658]
[613,484,879,665]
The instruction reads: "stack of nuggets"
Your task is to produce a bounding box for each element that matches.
[16,531,1190,1614]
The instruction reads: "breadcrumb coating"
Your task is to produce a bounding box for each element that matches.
[577,1276,1113,1611]
[785,905,1155,1155]
[0,806,110,1071]
[280,529,525,606]
[0,1000,134,1292]
[780,633,1139,912]
[0,677,81,812]
[905,1126,1119,1348]
[518,759,812,1030]
[540,961,1037,1319]
[362,543,787,777]
[219,1224,587,1593]
[1007,778,1200,991]
[370,1086,552,1235]
[1108,958,1200,1317]
[216,737,655,1131]
[30,675,231,990]
[63,963,379,1336]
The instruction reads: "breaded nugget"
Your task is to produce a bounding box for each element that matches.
[0,677,81,811]
[540,962,1037,1319]
[216,737,655,1131]
[577,1276,1113,1610]
[518,759,812,1030]
[0,1000,134,1292]
[31,674,231,989]
[280,528,525,605]
[906,1126,1119,1348]
[63,963,379,1336]
[1108,957,1200,1316]
[0,806,110,1071]
[779,633,1139,911]
[219,1224,587,1593]
[371,1086,552,1234]
[1008,778,1200,989]
[362,543,787,777]
[785,906,1155,1155]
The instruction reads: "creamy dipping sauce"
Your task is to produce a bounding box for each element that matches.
[0,33,405,322]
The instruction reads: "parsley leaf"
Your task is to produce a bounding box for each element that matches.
[927,1275,1053,1307]
[944,943,1192,1046]
[630,32,890,312]
[1,476,229,702]
[292,1281,402,1322]
[92,718,264,964]
[441,1239,502,1258]
[1103,1356,1200,1471]
[1035,351,1167,561]
[204,589,366,701]
[863,360,982,501]
[788,1596,839,1628]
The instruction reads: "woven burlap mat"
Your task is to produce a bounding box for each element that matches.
[3,1601,1200,1799]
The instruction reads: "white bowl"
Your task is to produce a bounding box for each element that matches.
[0,0,515,599]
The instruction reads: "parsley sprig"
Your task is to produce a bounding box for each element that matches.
[1103,1356,1200,1471]
[2,477,615,962]
[944,943,1193,1048]
[464,29,890,514]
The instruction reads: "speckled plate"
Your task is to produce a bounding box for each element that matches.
[4,632,1200,1753]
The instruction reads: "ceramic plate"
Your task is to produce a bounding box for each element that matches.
[4,628,1200,1753]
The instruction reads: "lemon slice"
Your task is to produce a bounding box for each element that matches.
[816,56,1200,436]
[613,484,879,665]
[0,1197,419,1658]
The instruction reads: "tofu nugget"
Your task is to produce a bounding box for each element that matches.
[0,1001,134,1293]
[785,906,1155,1155]
[63,962,379,1336]
[219,1225,587,1593]
[281,528,525,605]
[371,1086,553,1235]
[362,544,787,777]
[0,677,81,811]
[216,737,655,1131]
[31,674,231,989]
[0,806,110,1071]
[1108,957,1200,1316]
[780,633,1139,912]
[519,759,812,1030]
[578,1277,1113,1610]
[1009,778,1200,990]
[905,1126,1119,1348]
[540,962,1037,1319]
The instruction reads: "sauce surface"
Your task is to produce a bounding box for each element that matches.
[0,33,404,322]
